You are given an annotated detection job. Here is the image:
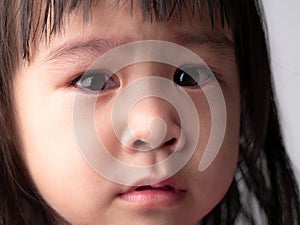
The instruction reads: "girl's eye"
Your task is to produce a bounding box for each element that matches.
[173,65,212,88]
[73,70,120,93]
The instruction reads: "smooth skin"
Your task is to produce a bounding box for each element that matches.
[13,2,240,225]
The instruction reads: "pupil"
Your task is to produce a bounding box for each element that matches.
[174,68,197,86]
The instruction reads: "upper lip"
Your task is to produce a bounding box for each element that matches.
[118,177,187,195]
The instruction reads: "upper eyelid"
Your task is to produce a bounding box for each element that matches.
[71,63,217,82]
[80,69,114,78]
[178,64,211,71]
[177,64,219,78]
[71,69,113,82]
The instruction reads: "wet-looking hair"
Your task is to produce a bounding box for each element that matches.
[0,0,299,224]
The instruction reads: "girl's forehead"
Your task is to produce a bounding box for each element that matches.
[31,1,233,62]
[33,4,233,67]
[65,2,229,37]
[21,0,232,60]
[54,1,224,34]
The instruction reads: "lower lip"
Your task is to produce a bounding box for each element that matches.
[118,189,187,207]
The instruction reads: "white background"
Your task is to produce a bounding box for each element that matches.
[262,0,300,184]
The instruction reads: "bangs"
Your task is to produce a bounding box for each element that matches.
[17,0,230,60]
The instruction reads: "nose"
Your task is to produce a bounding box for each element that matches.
[121,97,185,153]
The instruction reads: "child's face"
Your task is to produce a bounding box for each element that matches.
[14,2,240,225]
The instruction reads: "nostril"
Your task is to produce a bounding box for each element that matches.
[133,139,147,147]
[165,138,177,146]
[132,138,177,149]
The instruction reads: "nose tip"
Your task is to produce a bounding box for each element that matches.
[121,98,185,153]
[130,117,181,152]
[131,117,168,150]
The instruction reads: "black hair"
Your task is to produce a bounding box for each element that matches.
[0,0,299,224]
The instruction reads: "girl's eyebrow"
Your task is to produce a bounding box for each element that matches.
[43,31,234,65]
[43,38,120,63]
[176,30,234,49]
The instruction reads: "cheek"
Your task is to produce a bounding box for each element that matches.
[185,77,240,218]
[14,78,116,223]
[187,133,239,218]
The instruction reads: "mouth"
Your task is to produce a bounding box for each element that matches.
[117,180,187,207]
[134,185,176,191]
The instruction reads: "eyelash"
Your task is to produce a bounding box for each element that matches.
[68,65,216,94]
[68,70,120,94]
